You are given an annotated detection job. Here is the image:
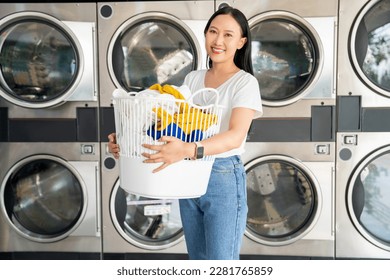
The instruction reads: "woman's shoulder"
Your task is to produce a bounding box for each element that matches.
[236,70,256,80]
[232,70,258,86]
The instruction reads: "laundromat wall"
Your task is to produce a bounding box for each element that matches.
[1,0,390,260]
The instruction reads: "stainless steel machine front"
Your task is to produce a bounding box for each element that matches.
[0,143,100,256]
[240,142,335,258]
[336,133,390,259]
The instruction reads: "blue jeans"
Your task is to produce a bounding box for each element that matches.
[179,155,248,260]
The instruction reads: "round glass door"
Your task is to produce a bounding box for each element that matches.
[1,155,85,242]
[245,155,319,245]
[0,12,80,108]
[108,13,200,92]
[351,0,390,96]
[348,147,390,251]
[110,181,184,250]
[249,12,321,106]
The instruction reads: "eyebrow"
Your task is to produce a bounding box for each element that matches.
[209,25,236,33]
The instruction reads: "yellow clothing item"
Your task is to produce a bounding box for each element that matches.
[149,83,189,113]
[149,83,218,135]
[153,107,218,134]
[149,83,186,100]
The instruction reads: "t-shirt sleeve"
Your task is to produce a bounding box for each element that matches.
[232,74,263,119]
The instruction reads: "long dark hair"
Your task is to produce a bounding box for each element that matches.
[204,6,253,75]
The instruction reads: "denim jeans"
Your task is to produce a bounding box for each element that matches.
[179,155,248,260]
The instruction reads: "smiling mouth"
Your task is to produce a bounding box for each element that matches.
[212,47,225,54]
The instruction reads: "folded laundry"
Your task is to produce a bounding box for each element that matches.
[114,84,219,143]
[142,84,219,142]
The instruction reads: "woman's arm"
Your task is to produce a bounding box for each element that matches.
[200,107,255,155]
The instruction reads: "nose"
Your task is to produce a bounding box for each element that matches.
[214,32,224,45]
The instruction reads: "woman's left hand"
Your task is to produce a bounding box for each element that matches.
[142,136,193,173]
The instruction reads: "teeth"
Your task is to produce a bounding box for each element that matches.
[212,47,224,53]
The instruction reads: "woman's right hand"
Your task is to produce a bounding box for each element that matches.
[108,133,120,159]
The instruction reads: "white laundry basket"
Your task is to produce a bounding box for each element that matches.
[113,87,223,199]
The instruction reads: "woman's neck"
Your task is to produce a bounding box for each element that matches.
[205,64,240,88]
[209,63,240,76]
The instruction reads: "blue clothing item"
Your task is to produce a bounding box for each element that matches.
[147,123,204,142]
[179,155,248,260]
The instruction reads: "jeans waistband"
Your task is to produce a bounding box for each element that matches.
[214,155,242,166]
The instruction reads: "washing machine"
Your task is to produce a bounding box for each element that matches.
[216,0,337,119]
[0,2,98,143]
[335,0,390,260]
[337,0,390,133]
[0,3,99,259]
[97,0,214,258]
[336,133,390,259]
[240,142,335,258]
[0,142,101,259]
[99,159,187,259]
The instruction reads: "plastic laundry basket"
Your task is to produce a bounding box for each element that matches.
[113,87,223,199]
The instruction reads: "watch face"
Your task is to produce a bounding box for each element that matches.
[196,146,204,159]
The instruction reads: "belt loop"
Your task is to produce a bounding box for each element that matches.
[232,155,241,167]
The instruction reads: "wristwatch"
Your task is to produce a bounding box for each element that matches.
[193,142,204,160]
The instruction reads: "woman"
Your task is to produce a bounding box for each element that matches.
[108,6,262,260]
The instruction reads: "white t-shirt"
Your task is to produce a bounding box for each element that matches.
[183,69,263,158]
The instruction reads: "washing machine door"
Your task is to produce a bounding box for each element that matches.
[110,180,184,250]
[348,147,390,251]
[249,11,323,107]
[351,0,390,96]
[244,155,319,246]
[0,155,87,242]
[108,12,201,92]
[0,12,94,108]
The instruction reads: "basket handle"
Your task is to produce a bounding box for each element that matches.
[113,88,128,97]
[186,88,220,109]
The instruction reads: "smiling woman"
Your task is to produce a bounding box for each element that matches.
[108,6,262,260]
